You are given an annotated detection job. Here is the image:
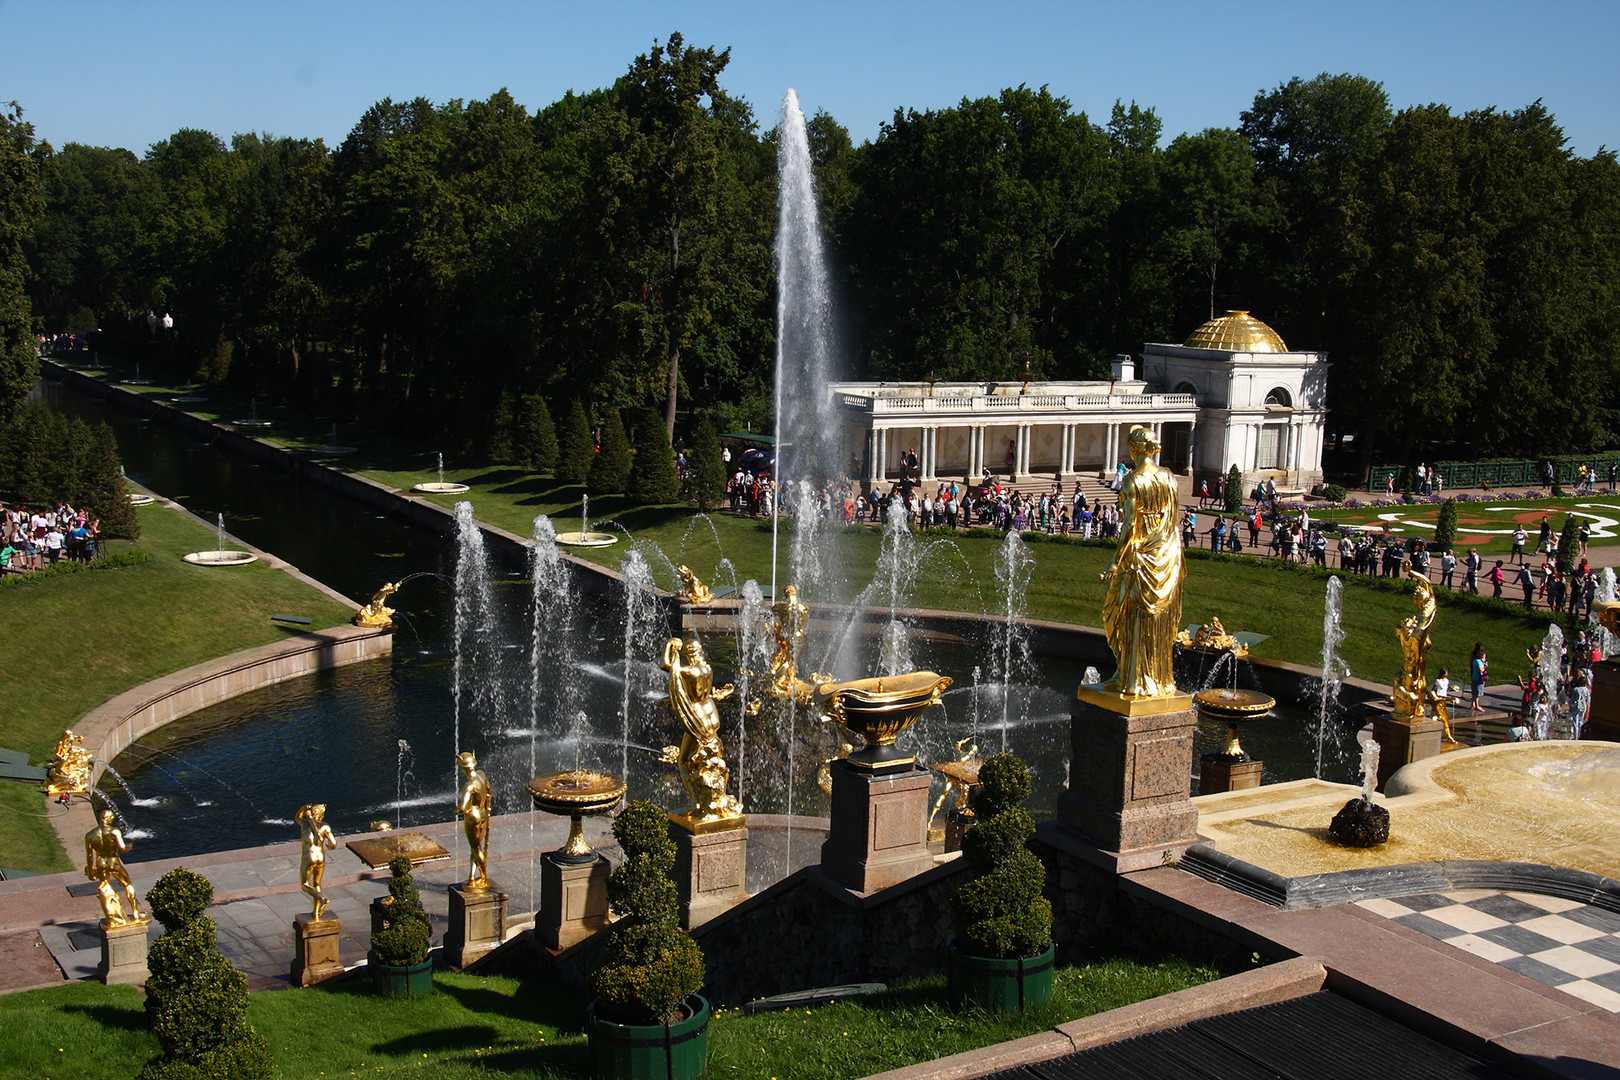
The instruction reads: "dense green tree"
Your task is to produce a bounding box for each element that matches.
[1555,515,1579,574]
[519,393,558,473]
[486,391,517,464]
[628,407,679,503]
[0,103,44,425]
[1158,127,1264,324]
[685,416,725,509]
[557,399,594,485]
[589,407,632,494]
[1434,498,1458,554]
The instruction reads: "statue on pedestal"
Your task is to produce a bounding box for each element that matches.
[84,809,146,927]
[1392,565,1437,721]
[660,636,743,827]
[46,730,93,797]
[456,750,492,889]
[296,803,338,920]
[1100,426,1185,697]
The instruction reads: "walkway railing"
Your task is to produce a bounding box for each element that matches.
[850,392,1198,416]
[1369,456,1620,492]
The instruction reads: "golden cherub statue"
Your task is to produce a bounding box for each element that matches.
[660,636,743,829]
[84,809,147,927]
[1392,565,1437,722]
[1100,426,1185,697]
[1174,616,1247,656]
[354,581,400,628]
[675,564,713,605]
[46,730,93,797]
[296,803,338,920]
[456,750,492,890]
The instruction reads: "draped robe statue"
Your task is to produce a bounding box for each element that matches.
[662,637,743,826]
[1100,426,1185,697]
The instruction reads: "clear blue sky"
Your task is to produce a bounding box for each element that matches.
[4,0,1617,157]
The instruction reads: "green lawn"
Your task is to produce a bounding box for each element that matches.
[0,956,1222,1080]
[0,502,352,873]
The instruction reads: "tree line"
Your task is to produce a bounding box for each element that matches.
[4,42,1618,473]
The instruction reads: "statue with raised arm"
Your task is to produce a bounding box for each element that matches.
[46,730,93,796]
[296,803,338,920]
[1392,565,1438,721]
[767,585,811,701]
[84,809,146,927]
[354,580,400,628]
[456,750,492,889]
[675,564,713,605]
[1100,426,1185,697]
[661,636,743,828]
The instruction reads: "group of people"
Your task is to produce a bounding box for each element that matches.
[1,502,101,572]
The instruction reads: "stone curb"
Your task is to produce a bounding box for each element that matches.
[856,954,1328,1080]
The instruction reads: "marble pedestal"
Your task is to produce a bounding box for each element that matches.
[99,920,150,985]
[1370,713,1444,791]
[670,820,748,930]
[445,882,508,969]
[1199,756,1264,795]
[1054,692,1199,872]
[292,914,345,986]
[538,853,610,951]
[820,760,933,894]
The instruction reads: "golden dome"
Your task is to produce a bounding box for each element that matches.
[1183,311,1287,353]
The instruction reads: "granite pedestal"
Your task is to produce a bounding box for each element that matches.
[1370,711,1444,790]
[99,919,150,986]
[291,914,345,986]
[1054,690,1199,872]
[1199,756,1264,795]
[820,760,933,894]
[670,819,748,930]
[445,882,508,969]
[538,853,610,951]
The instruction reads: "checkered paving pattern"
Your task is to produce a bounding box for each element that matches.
[1356,890,1620,1012]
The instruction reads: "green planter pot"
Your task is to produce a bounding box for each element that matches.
[369,955,434,999]
[947,939,1055,1012]
[588,993,710,1080]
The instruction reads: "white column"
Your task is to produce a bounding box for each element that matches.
[923,427,936,480]
[1018,425,1030,477]
[1059,424,1070,475]
[1186,423,1197,476]
[972,426,983,477]
[877,429,888,480]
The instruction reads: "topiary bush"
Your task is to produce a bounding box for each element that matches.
[520,393,559,474]
[589,408,633,495]
[589,801,705,1023]
[627,408,679,504]
[141,868,272,1080]
[1224,464,1244,513]
[371,855,431,967]
[950,755,1052,959]
[1434,497,1458,553]
[1556,514,1580,574]
[557,400,594,485]
[685,416,725,510]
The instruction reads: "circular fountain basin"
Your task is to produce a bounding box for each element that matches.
[170,396,208,404]
[127,493,156,506]
[182,550,258,566]
[309,445,358,456]
[527,769,627,816]
[554,531,618,548]
[234,419,272,428]
[1193,687,1276,721]
[411,482,470,495]
[121,379,153,386]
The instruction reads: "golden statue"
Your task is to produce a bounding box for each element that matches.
[1391,565,1437,722]
[456,750,492,890]
[1100,425,1185,698]
[660,636,744,829]
[816,739,854,794]
[45,730,93,797]
[354,581,400,628]
[1174,617,1247,656]
[675,564,713,605]
[84,809,146,927]
[296,803,338,920]
[928,738,982,827]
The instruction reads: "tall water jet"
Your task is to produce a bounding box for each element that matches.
[618,549,659,781]
[1534,624,1565,740]
[1316,576,1349,778]
[530,514,580,911]
[1591,567,1617,658]
[735,580,770,809]
[773,88,839,598]
[452,501,506,843]
[993,529,1036,753]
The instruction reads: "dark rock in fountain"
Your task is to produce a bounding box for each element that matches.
[1329,797,1390,847]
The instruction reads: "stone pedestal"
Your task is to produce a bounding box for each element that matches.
[445,882,508,969]
[670,820,748,930]
[538,853,610,951]
[1198,756,1264,795]
[292,914,345,987]
[820,760,933,893]
[944,807,974,853]
[1370,713,1444,791]
[1054,691,1199,872]
[99,919,150,985]
[1585,659,1620,742]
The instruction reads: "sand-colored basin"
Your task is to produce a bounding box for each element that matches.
[554,532,618,548]
[127,493,156,506]
[1195,741,1620,881]
[182,550,259,566]
[411,481,470,495]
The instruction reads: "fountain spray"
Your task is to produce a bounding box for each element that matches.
[1316,576,1348,778]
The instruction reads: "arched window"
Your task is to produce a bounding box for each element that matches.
[1174,381,1198,396]
[1264,387,1293,408]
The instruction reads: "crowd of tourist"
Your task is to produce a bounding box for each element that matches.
[0,502,102,572]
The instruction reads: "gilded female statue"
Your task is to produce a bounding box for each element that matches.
[1100,425,1185,698]
[456,750,492,889]
[1392,565,1437,720]
[661,636,743,825]
[296,803,338,920]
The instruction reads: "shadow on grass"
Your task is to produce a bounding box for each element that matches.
[436,976,590,1037]
[371,1022,505,1055]
[61,1002,148,1032]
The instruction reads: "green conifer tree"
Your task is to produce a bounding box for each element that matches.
[686,416,725,510]
[1224,464,1244,513]
[628,408,679,504]
[486,391,517,465]
[1434,498,1458,553]
[589,408,632,495]
[520,393,559,473]
[1556,515,1580,574]
[557,400,594,486]
[87,422,139,539]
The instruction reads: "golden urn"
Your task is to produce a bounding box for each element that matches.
[812,671,952,771]
[527,769,626,862]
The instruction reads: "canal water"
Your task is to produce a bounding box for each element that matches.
[41,381,1355,861]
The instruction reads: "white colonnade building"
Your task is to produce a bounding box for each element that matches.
[829,311,1328,493]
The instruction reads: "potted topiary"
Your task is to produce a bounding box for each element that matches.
[587,801,709,1080]
[142,867,273,1079]
[369,855,434,998]
[947,753,1055,1012]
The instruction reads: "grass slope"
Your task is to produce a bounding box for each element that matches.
[0,957,1220,1080]
[0,503,352,872]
